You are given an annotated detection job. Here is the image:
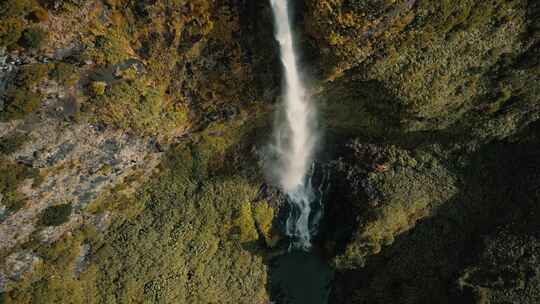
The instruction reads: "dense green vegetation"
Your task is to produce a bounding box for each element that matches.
[0,0,539,303]
[1,116,277,303]
[38,204,72,227]
[0,0,48,48]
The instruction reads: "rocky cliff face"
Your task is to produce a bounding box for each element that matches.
[0,0,539,303]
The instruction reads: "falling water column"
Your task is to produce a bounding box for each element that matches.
[269,0,318,248]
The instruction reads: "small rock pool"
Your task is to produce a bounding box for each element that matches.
[269,248,334,304]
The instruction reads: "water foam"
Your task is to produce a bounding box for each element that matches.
[269,0,319,248]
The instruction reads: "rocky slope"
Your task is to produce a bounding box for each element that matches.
[0,0,539,303]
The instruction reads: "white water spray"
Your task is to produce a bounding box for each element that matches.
[269,0,319,248]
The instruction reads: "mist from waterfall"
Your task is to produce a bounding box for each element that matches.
[269,0,319,249]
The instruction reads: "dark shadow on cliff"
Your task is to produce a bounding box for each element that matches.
[326,119,540,304]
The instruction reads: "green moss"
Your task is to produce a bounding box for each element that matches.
[38,204,73,226]
[18,27,47,49]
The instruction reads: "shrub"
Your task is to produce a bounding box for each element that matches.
[0,17,23,47]
[16,63,50,86]
[0,64,48,121]
[234,202,259,243]
[0,88,41,121]
[90,77,189,136]
[254,201,274,244]
[0,0,37,18]
[90,81,106,96]
[29,7,49,22]
[18,27,47,49]
[0,134,28,155]
[51,62,77,85]
[0,161,40,213]
[38,204,73,226]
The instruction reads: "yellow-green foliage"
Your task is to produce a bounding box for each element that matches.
[254,201,275,244]
[91,77,188,136]
[84,28,132,65]
[90,81,106,96]
[234,202,259,243]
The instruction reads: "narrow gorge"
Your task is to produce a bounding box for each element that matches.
[1,0,539,303]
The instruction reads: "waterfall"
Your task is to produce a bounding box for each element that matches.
[269,0,319,249]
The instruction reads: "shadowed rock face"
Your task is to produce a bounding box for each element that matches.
[322,121,540,304]
[0,0,539,303]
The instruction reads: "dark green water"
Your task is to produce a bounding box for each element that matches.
[270,250,333,304]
